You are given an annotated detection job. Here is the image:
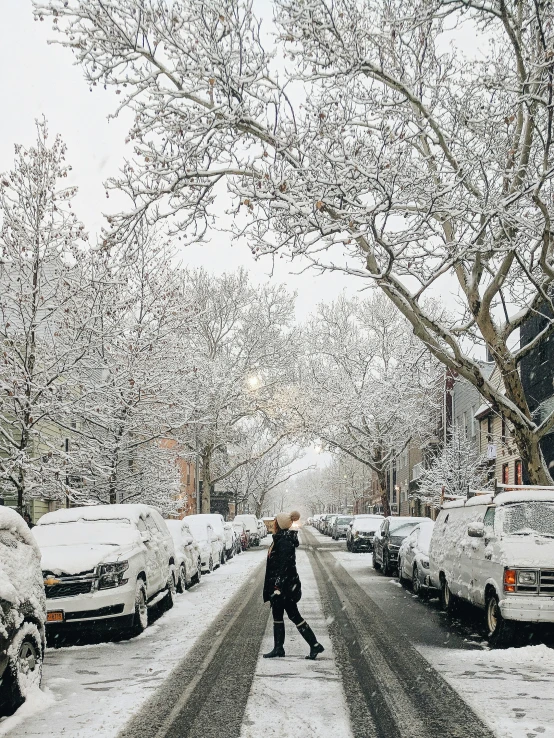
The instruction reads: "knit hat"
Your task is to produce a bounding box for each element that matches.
[275,511,301,530]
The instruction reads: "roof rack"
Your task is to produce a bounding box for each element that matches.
[493,482,554,496]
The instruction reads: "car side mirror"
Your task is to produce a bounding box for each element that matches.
[468,522,485,538]
[140,531,152,543]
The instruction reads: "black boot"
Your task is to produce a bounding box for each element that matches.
[263,622,285,658]
[297,622,325,660]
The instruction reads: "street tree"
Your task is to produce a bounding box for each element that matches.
[226,433,310,516]
[0,121,95,511]
[297,294,440,515]
[36,0,554,484]
[66,227,193,508]
[415,427,490,508]
[176,268,298,512]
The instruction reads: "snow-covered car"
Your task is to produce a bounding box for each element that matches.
[325,515,338,536]
[373,516,431,576]
[429,489,554,646]
[165,520,202,592]
[183,517,220,573]
[398,520,435,596]
[190,514,229,564]
[346,515,384,552]
[234,515,260,546]
[33,505,176,637]
[0,508,46,715]
[331,515,353,540]
[232,520,247,553]
[257,519,267,540]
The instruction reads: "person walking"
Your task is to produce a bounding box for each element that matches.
[262,510,324,660]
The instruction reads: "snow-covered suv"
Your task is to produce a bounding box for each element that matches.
[33,504,176,637]
[0,508,46,715]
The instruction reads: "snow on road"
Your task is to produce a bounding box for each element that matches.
[2,545,268,738]
[321,529,554,738]
[240,549,353,738]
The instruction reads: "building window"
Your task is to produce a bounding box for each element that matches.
[487,415,493,442]
[471,406,477,437]
[502,462,510,485]
[515,459,523,485]
[462,411,468,438]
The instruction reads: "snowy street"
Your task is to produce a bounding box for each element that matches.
[4,529,553,738]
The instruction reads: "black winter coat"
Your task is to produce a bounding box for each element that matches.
[263,529,302,603]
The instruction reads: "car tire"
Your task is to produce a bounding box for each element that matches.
[486,591,516,647]
[177,564,186,594]
[0,623,43,715]
[130,580,148,637]
[192,559,202,585]
[412,564,424,597]
[440,576,458,614]
[207,556,214,573]
[372,550,381,571]
[346,539,352,551]
[398,559,408,586]
[161,570,175,612]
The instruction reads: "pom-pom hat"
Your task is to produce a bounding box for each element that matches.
[275,511,300,530]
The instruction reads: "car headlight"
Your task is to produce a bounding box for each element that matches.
[421,559,430,569]
[517,570,537,586]
[98,561,129,590]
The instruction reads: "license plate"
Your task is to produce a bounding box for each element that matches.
[47,611,64,623]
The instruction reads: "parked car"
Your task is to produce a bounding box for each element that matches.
[33,504,176,637]
[373,516,431,576]
[398,520,435,597]
[232,520,249,552]
[346,515,384,552]
[331,515,353,540]
[0,508,46,715]
[428,489,554,646]
[192,514,232,564]
[234,515,260,546]
[257,519,267,540]
[165,520,202,592]
[183,517,221,573]
[324,515,338,535]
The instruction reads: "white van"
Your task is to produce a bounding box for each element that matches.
[428,488,554,645]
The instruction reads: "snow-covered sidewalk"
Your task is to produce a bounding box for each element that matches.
[240,549,353,738]
[1,546,268,738]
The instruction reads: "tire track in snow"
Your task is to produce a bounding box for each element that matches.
[117,559,268,738]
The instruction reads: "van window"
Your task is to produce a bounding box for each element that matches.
[137,518,147,533]
[483,507,495,532]
[501,502,554,538]
[145,515,159,535]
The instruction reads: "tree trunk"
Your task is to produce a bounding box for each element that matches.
[512,426,553,486]
[201,447,212,514]
[377,470,391,517]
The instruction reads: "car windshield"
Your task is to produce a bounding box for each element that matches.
[389,520,419,537]
[33,520,138,547]
[501,502,554,538]
[337,517,352,525]
[185,519,208,541]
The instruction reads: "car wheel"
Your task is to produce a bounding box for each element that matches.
[383,552,392,577]
[1,623,43,715]
[346,539,351,551]
[440,576,458,614]
[177,564,186,594]
[207,556,214,573]
[160,570,175,612]
[372,550,381,571]
[412,565,423,596]
[486,591,515,647]
[398,559,407,586]
[130,580,148,637]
